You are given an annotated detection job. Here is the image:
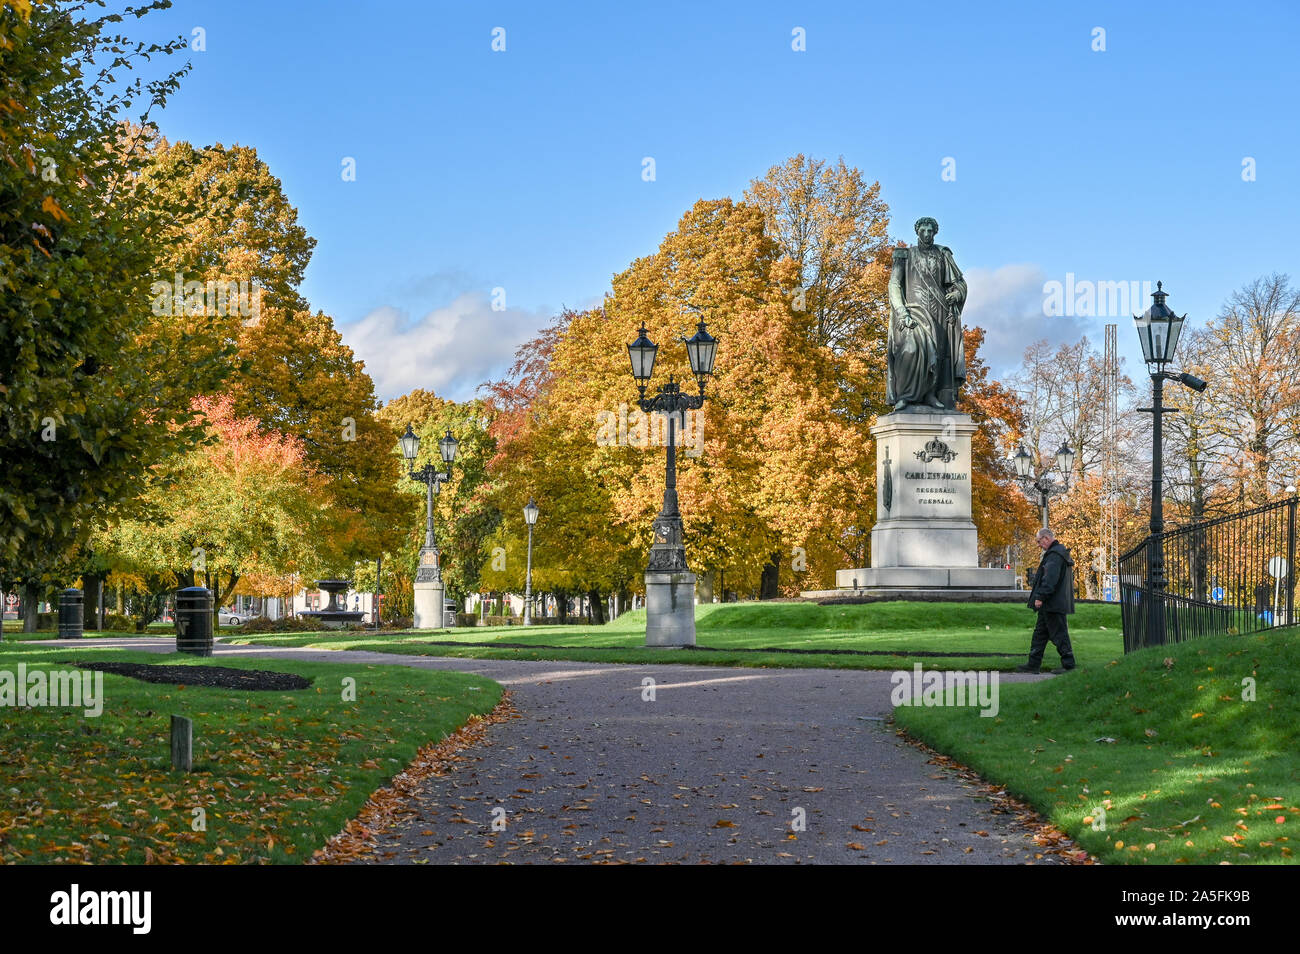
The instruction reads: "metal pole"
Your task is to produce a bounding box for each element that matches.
[665,402,678,515]
[1148,372,1168,646]
[524,522,534,625]
[1287,497,1296,626]
[425,470,436,549]
[375,555,381,630]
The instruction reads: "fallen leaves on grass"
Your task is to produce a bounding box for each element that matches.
[895,728,1096,865]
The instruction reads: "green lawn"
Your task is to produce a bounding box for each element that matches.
[222,600,1123,671]
[0,640,501,864]
[893,628,1300,864]
[1,628,170,641]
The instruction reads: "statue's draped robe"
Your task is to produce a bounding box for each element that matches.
[886,243,968,407]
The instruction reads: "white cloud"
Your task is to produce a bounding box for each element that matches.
[339,292,550,403]
[962,264,1098,374]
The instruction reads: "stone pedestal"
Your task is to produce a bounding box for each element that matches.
[822,410,1016,595]
[644,570,696,646]
[414,579,444,629]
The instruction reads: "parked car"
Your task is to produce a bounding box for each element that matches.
[218,608,256,626]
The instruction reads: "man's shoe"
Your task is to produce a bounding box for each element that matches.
[1051,666,1077,675]
[1014,664,1041,673]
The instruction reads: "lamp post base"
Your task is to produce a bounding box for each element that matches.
[413,580,445,630]
[644,570,696,647]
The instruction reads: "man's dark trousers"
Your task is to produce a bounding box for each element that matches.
[1028,611,1074,670]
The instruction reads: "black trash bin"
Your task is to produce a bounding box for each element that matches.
[175,586,214,656]
[58,588,83,639]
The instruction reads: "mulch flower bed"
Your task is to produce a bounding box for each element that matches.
[70,661,311,691]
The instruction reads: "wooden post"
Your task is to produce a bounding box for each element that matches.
[171,715,193,772]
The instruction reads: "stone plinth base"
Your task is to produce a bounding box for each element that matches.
[801,587,1027,603]
[645,570,696,647]
[413,580,445,629]
[835,566,1017,590]
[806,566,1021,602]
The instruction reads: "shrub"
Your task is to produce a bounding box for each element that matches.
[103,614,136,632]
[238,616,314,634]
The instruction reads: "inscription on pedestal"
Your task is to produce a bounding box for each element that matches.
[871,411,979,568]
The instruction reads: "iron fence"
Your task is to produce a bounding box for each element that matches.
[1119,497,1298,652]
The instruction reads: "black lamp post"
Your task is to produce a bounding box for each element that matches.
[627,316,718,645]
[523,496,539,625]
[1013,440,1075,527]
[1133,281,1207,647]
[627,318,717,574]
[399,424,459,626]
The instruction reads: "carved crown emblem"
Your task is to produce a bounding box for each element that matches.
[914,437,957,464]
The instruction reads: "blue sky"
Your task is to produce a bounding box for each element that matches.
[144,0,1300,401]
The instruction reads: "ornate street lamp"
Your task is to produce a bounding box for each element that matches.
[1013,440,1074,527]
[399,424,458,629]
[1133,282,1207,648]
[627,315,718,647]
[523,496,539,625]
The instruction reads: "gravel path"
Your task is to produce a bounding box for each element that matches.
[35,636,1058,864]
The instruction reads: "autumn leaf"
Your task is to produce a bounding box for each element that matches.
[41,195,71,222]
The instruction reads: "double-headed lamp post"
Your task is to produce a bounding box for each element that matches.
[398,424,459,629]
[1133,281,1208,647]
[1013,441,1075,528]
[523,496,539,625]
[627,316,718,647]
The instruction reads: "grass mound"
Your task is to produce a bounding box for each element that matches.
[893,628,1300,864]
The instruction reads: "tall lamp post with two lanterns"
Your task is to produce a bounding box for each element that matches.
[626,314,718,647]
[1133,281,1207,647]
[1013,440,1075,528]
[399,424,459,629]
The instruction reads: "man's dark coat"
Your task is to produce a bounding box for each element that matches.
[1029,541,1075,615]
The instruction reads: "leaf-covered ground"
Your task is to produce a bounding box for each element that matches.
[0,642,500,863]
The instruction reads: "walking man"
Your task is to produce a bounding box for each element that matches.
[1017,528,1077,673]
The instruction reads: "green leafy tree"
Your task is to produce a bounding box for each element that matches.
[0,1,232,631]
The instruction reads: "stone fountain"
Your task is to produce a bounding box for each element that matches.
[298,580,365,629]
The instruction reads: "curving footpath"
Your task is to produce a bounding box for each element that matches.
[45,637,1061,865]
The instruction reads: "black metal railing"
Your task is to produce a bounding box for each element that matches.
[1119,497,1298,652]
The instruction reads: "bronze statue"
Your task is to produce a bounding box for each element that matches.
[886,217,967,411]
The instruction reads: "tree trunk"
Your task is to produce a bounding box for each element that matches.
[760,551,781,599]
[212,569,240,632]
[22,582,40,633]
[83,572,102,630]
[587,589,606,625]
[557,590,568,625]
